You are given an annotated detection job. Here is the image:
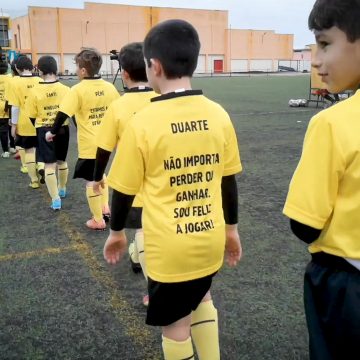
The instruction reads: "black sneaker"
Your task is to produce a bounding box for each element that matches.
[38,168,45,184]
[103,213,111,223]
[130,257,142,273]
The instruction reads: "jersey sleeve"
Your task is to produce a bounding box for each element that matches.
[107,124,144,195]
[96,102,118,152]
[283,114,345,229]
[223,115,242,176]
[59,87,79,117]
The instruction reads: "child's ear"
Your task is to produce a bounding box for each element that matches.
[150,58,163,76]
[79,67,87,77]
[122,69,130,81]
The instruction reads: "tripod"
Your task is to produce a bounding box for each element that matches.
[112,65,126,91]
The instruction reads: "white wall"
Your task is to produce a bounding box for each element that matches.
[195,55,206,73]
[249,59,273,72]
[230,59,248,72]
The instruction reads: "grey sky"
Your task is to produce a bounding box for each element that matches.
[0,0,316,48]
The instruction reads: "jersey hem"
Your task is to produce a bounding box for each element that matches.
[283,203,325,229]
[147,261,223,283]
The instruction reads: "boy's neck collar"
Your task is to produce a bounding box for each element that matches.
[151,89,202,102]
[83,75,101,80]
[39,80,59,84]
[125,86,153,93]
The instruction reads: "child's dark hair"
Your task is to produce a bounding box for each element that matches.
[75,48,102,77]
[16,56,33,71]
[309,0,360,42]
[144,19,200,79]
[37,56,57,75]
[0,61,8,74]
[119,42,147,82]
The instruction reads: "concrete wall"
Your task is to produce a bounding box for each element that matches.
[11,2,294,74]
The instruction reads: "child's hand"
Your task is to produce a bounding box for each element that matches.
[225,224,242,267]
[103,230,127,265]
[45,131,55,142]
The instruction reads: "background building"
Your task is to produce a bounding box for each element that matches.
[11,2,294,75]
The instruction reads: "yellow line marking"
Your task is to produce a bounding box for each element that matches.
[1,185,161,358]
[0,244,85,262]
[55,210,161,358]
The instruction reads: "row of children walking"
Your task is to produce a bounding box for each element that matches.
[2,0,360,358]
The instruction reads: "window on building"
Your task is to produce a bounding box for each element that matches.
[0,19,9,47]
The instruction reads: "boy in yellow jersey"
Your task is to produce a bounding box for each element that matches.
[46,48,119,229]
[94,42,155,304]
[104,20,242,360]
[8,56,41,187]
[0,62,11,158]
[6,61,16,155]
[6,58,28,167]
[283,1,360,359]
[26,56,70,210]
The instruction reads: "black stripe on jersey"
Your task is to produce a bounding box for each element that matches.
[151,89,203,102]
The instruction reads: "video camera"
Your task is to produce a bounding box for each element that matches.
[110,49,120,62]
[109,49,123,86]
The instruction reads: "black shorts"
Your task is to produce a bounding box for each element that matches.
[37,126,69,163]
[73,158,95,181]
[0,119,9,131]
[146,272,216,326]
[125,207,142,229]
[15,135,37,149]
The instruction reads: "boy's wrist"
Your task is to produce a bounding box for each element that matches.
[225,223,238,231]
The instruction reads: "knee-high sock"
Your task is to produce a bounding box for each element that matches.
[45,168,59,201]
[135,230,147,281]
[128,241,139,263]
[100,174,109,212]
[57,162,68,189]
[191,300,220,360]
[162,336,194,360]
[37,161,45,172]
[17,147,26,167]
[25,152,37,182]
[86,186,103,222]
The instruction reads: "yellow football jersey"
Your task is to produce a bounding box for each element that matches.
[284,90,360,259]
[108,90,242,282]
[97,88,155,152]
[59,78,119,159]
[0,74,11,119]
[7,75,42,136]
[97,87,155,208]
[26,81,70,128]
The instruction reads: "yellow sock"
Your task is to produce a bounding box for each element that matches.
[162,336,194,360]
[45,168,59,201]
[100,174,109,211]
[17,147,26,167]
[57,162,68,189]
[86,186,103,222]
[135,230,147,281]
[129,241,139,263]
[191,301,220,360]
[37,162,45,172]
[25,152,38,182]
